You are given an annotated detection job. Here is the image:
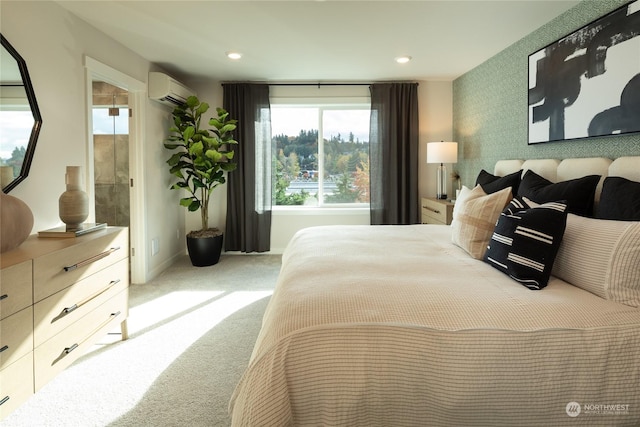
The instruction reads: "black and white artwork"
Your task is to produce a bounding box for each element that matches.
[528,0,640,144]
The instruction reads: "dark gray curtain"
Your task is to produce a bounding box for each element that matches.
[223,83,272,252]
[369,83,420,225]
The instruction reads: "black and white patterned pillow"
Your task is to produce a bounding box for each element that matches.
[483,197,568,290]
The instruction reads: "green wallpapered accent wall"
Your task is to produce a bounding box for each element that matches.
[452,0,640,186]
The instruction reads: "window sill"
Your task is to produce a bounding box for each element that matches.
[272,206,370,216]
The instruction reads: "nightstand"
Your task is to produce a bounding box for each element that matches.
[421,197,454,225]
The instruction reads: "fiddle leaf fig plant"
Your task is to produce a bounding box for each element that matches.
[164,95,238,238]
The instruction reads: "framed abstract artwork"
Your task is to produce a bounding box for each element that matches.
[528,0,640,144]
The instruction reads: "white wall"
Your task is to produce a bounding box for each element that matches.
[270,209,369,253]
[418,80,454,201]
[1,0,187,282]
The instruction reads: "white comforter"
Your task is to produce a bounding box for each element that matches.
[230,225,640,426]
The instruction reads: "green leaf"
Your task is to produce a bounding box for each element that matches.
[169,165,185,175]
[209,118,223,129]
[202,135,218,148]
[205,149,223,162]
[179,198,193,207]
[195,102,209,116]
[216,108,228,120]
[189,141,204,156]
[186,96,199,109]
[183,126,195,141]
[220,163,237,172]
[193,177,205,188]
[188,200,200,211]
[219,123,236,134]
[166,152,183,166]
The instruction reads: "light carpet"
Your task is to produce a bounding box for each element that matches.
[2,254,282,427]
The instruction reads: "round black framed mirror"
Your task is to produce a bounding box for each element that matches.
[0,34,42,193]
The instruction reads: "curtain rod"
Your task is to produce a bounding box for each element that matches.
[268,83,370,87]
[221,82,419,87]
[221,82,371,87]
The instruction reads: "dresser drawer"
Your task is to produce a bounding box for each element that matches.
[34,289,128,391]
[0,260,32,320]
[421,198,454,225]
[0,307,33,370]
[0,352,34,420]
[33,258,129,347]
[33,228,128,303]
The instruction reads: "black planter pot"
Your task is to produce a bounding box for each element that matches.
[186,234,223,267]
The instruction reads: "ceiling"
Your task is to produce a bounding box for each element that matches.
[54,0,581,83]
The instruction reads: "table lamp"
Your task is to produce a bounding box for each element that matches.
[426,141,458,200]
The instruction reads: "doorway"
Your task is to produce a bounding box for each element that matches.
[85,56,147,284]
[92,82,130,228]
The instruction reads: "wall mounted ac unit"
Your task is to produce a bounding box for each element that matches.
[148,72,195,107]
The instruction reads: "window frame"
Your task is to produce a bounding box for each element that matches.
[270,92,370,210]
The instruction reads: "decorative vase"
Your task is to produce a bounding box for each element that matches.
[1,192,34,252]
[59,166,89,228]
[1,166,14,188]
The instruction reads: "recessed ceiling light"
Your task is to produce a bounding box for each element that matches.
[226,51,242,60]
[395,56,412,64]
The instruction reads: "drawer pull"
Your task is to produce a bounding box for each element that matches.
[63,247,120,272]
[54,279,121,323]
[64,343,79,354]
[52,311,122,366]
[63,304,78,314]
[0,345,8,353]
[0,396,9,406]
[0,294,7,301]
[422,206,441,214]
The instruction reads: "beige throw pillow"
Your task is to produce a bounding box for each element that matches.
[451,185,512,259]
[552,214,640,307]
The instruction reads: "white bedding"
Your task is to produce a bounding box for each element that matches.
[230,224,640,426]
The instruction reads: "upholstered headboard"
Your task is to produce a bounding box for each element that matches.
[494,156,640,203]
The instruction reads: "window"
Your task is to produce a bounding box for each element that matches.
[0,89,33,180]
[92,107,129,134]
[0,110,32,176]
[272,103,370,207]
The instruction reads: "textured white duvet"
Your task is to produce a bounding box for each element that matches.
[230,225,640,426]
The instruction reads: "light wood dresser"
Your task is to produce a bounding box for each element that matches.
[0,226,129,420]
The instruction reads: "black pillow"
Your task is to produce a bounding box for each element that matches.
[484,197,568,290]
[475,169,521,196]
[517,169,600,217]
[596,176,640,221]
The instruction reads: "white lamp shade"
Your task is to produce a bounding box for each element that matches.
[427,141,458,164]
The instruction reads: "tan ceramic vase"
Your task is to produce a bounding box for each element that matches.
[59,166,88,228]
[0,191,34,252]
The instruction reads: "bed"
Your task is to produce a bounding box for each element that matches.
[230,157,640,426]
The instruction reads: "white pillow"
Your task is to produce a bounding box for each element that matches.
[451,185,512,259]
[552,214,640,307]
